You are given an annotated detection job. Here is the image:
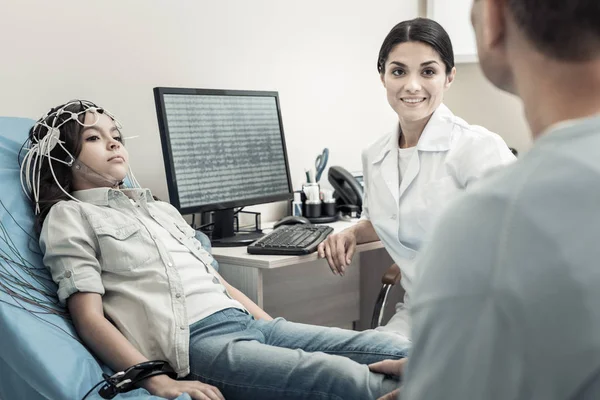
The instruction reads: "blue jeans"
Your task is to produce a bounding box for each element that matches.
[185,308,410,400]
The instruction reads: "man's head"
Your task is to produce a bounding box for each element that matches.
[471,0,600,93]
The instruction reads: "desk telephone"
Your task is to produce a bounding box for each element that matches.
[328,166,363,217]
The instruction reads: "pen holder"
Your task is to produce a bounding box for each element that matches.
[322,200,337,217]
[304,200,322,218]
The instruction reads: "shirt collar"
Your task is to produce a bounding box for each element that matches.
[373,104,454,164]
[536,113,600,145]
[72,187,155,206]
[416,103,454,151]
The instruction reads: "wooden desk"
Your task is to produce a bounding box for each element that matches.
[212,219,402,329]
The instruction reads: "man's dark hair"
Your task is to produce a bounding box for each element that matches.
[507,0,600,61]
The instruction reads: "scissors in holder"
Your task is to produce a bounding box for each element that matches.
[315,148,329,182]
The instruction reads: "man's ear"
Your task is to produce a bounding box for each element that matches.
[445,67,457,89]
[481,0,508,51]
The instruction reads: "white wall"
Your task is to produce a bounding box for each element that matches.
[1,1,531,223]
[0,0,417,222]
[444,63,532,154]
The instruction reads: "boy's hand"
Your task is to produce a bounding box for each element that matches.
[142,374,225,400]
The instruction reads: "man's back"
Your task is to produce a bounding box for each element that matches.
[402,115,600,399]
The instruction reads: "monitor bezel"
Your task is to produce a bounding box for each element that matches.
[153,87,294,215]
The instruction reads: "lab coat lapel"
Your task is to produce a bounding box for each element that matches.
[399,104,453,198]
[380,148,399,206]
[399,149,420,198]
[373,129,400,207]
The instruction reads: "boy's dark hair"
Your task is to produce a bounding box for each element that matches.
[507,0,600,61]
[24,102,89,231]
[377,18,455,75]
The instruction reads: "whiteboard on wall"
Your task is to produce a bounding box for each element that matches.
[427,0,478,63]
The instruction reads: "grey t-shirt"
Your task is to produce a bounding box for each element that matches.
[402,114,600,400]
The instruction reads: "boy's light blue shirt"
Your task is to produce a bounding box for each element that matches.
[403,114,600,399]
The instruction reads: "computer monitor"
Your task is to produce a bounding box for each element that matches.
[153,87,293,246]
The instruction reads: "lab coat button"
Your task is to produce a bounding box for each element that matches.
[65,271,72,278]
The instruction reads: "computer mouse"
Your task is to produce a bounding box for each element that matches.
[273,215,311,229]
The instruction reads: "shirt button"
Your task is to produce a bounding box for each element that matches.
[391,214,397,220]
[167,262,173,267]
[176,293,181,298]
[180,326,185,330]
[65,271,72,278]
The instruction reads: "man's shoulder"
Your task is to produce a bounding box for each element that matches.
[412,157,553,305]
[469,139,600,209]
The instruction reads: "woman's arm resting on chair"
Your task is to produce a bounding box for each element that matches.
[68,292,224,400]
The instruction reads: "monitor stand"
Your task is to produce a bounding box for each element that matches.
[210,209,264,247]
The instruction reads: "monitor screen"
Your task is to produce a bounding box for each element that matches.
[154,87,293,216]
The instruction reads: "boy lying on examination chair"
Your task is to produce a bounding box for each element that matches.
[23,99,410,400]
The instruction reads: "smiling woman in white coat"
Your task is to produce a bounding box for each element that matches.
[317,18,516,339]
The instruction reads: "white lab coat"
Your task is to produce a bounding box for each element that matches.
[362,104,515,306]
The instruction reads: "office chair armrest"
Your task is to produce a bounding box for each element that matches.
[382,263,401,286]
[371,264,401,329]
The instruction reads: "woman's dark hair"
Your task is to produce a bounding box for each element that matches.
[377,18,455,75]
[23,101,93,231]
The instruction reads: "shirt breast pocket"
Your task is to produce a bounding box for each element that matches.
[95,223,153,272]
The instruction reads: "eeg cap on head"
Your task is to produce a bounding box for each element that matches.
[20,100,141,215]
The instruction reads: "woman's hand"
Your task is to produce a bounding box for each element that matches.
[369,358,408,400]
[142,374,225,400]
[368,358,407,376]
[317,229,357,275]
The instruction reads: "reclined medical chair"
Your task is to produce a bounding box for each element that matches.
[0,116,203,400]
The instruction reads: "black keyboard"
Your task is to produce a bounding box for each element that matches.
[247,224,334,255]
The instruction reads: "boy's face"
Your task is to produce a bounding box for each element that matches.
[74,111,129,189]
